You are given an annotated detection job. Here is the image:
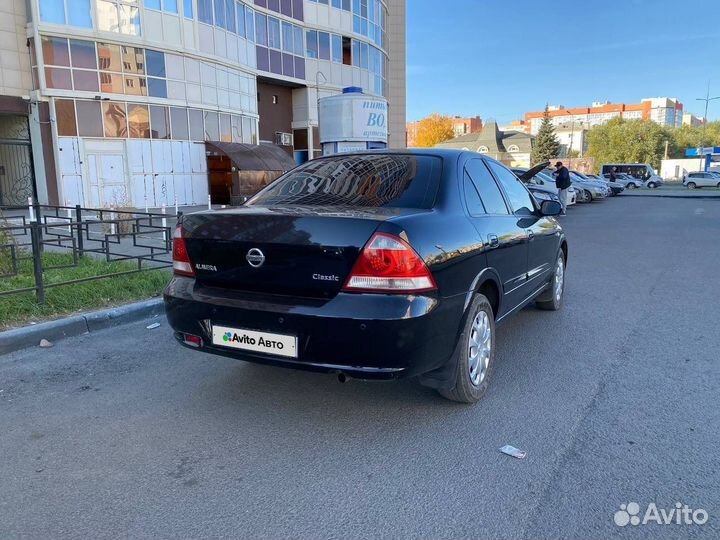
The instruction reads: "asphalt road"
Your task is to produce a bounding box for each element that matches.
[2,196,719,539]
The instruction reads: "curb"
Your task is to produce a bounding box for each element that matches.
[0,298,165,356]
[621,192,720,199]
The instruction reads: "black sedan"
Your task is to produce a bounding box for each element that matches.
[165,150,568,403]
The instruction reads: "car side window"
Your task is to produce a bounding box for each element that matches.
[463,171,485,216]
[486,161,535,215]
[465,159,509,215]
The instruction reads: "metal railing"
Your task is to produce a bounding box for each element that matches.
[0,199,181,304]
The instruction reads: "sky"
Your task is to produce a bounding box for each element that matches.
[406,0,720,123]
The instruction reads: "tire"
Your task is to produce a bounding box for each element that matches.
[536,250,566,311]
[584,189,593,201]
[648,182,657,188]
[716,183,720,189]
[438,294,495,404]
[687,182,696,190]
[627,183,636,189]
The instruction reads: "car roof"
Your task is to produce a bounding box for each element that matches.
[314,148,507,168]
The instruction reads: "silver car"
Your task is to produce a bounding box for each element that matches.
[606,174,645,189]
[567,171,607,201]
[684,172,720,189]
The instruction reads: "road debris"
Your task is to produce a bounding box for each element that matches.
[499,445,527,459]
[39,339,53,348]
[146,322,161,329]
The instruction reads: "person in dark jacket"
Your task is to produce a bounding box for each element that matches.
[609,167,618,182]
[554,161,572,214]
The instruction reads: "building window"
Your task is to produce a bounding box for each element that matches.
[97,0,142,35]
[255,12,268,46]
[204,111,219,140]
[198,0,213,24]
[477,146,489,153]
[268,17,281,49]
[144,0,178,14]
[306,30,318,59]
[316,31,329,60]
[40,0,92,28]
[507,144,520,153]
[56,99,78,136]
[150,105,170,139]
[245,5,255,42]
[75,100,104,137]
[102,102,128,137]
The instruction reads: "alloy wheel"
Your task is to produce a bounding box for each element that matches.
[554,256,565,303]
[468,311,491,386]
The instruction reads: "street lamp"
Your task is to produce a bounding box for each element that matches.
[695,83,720,163]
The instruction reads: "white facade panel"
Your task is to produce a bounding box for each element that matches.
[58,137,81,175]
[192,174,209,203]
[61,176,84,206]
[198,24,214,54]
[182,19,195,49]
[163,14,182,46]
[190,142,206,173]
[214,28,227,58]
[144,11,164,44]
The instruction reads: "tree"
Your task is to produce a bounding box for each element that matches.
[414,113,455,148]
[668,122,720,158]
[531,107,560,165]
[586,118,677,172]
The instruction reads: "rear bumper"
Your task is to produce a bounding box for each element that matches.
[164,277,465,380]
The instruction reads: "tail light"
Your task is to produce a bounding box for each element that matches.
[172,224,195,276]
[343,232,437,293]
[182,333,202,347]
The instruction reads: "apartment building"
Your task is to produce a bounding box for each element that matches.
[0,0,406,207]
[524,97,684,135]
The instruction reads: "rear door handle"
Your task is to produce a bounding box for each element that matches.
[487,234,499,248]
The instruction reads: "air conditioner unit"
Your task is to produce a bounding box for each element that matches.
[275,132,293,146]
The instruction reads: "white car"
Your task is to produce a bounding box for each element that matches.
[607,174,644,189]
[684,172,720,189]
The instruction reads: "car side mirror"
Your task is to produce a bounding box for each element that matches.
[540,200,562,216]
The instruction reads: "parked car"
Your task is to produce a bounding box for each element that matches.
[605,173,644,189]
[165,150,568,404]
[684,172,720,189]
[563,171,607,201]
[511,164,576,206]
[573,171,623,195]
[600,163,664,188]
[512,164,577,205]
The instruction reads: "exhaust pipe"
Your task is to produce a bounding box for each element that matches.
[337,373,349,384]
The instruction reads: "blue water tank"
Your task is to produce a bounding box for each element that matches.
[342,86,363,94]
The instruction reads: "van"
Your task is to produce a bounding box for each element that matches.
[600,164,664,188]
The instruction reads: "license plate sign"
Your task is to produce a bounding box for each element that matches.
[212,325,298,358]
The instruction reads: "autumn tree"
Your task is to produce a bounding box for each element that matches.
[586,118,677,172]
[530,107,560,165]
[413,113,455,147]
[668,122,720,158]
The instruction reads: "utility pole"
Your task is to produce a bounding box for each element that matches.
[695,82,720,169]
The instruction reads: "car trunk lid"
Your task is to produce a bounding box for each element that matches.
[181,206,424,298]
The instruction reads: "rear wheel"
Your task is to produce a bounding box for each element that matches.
[687,182,696,189]
[439,294,495,404]
[627,183,636,189]
[716,183,720,189]
[648,182,657,188]
[536,251,565,311]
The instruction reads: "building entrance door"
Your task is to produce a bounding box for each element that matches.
[84,140,129,208]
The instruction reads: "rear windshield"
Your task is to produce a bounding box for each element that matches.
[247,154,442,209]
